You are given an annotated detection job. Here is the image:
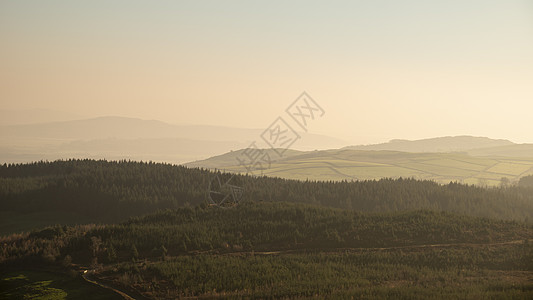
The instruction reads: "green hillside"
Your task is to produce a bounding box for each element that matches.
[2,162,532,298]
[187,149,533,186]
[2,203,532,299]
[468,143,533,158]
[185,148,305,169]
[2,160,533,236]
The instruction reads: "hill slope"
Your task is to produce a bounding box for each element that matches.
[1,160,533,235]
[186,148,533,185]
[2,203,532,299]
[468,143,533,158]
[344,136,514,152]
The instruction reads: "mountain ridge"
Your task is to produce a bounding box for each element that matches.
[344,135,515,153]
[0,116,346,145]
[0,116,347,164]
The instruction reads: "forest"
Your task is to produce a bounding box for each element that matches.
[1,159,533,228]
[1,160,533,298]
[520,174,533,188]
[1,202,532,299]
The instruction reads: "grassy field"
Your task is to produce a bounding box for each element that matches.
[0,270,121,300]
[189,149,533,185]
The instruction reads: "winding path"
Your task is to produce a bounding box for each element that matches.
[82,271,147,300]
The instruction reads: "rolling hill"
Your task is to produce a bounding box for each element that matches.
[186,144,533,186]
[2,161,532,298]
[468,143,533,158]
[2,160,533,236]
[2,203,532,299]
[344,136,515,152]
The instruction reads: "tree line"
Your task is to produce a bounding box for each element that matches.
[1,159,533,223]
[1,202,531,265]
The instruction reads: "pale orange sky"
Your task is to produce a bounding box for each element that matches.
[1,1,532,144]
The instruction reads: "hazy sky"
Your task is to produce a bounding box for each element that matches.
[1,0,532,144]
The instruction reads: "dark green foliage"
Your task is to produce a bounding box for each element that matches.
[519,175,533,188]
[106,245,117,263]
[130,244,139,261]
[1,203,531,265]
[1,159,533,226]
[142,245,533,299]
[1,203,532,299]
[86,202,529,257]
[28,225,66,240]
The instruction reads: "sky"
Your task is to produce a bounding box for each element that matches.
[1,0,532,144]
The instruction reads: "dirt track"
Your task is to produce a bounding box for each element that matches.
[82,271,148,300]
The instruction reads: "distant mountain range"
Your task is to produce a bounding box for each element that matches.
[344,136,515,153]
[2,115,532,181]
[0,116,346,163]
[0,109,87,126]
